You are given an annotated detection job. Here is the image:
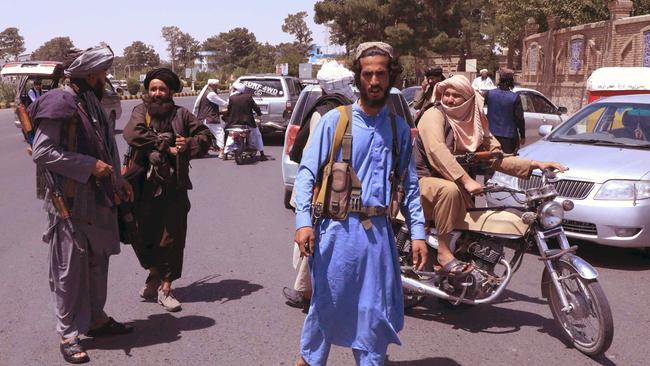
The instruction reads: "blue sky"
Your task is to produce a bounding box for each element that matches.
[0,0,331,58]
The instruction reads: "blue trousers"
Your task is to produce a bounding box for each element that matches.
[300,310,386,366]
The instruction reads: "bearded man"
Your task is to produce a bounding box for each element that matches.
[293,42,428,366]
[30,45,134,364]
[123,68,213,312]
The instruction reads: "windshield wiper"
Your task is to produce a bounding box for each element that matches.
[552,137,650,148]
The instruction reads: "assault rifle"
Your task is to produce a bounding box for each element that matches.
[16,104,75,234]
[454,151,516,177]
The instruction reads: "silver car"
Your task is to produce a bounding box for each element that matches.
[281,85,414,208]
[488,94,650,248]
[234,74,302,135]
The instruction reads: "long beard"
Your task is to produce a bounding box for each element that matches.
[360,86,390,108]
[144,95,175,119]
[71,78,104,101]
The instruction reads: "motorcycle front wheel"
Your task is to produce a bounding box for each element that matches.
[546,261,613,357]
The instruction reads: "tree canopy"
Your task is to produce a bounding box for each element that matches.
[0,27,25,61]
[31,37,75,62]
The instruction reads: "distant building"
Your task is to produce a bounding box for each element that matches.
[195,51,217,72]
[308,44,346,65]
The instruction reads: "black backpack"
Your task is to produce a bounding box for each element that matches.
[289,93,352,163]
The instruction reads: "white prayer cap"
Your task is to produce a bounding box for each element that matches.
[317,61,354,99]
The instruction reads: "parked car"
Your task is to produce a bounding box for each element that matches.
[281,85,415,208]
[402,85,421,119]
[487,94,650,249]
[1,61,122,129]
[586,67,650,104]
[233,74,302,135]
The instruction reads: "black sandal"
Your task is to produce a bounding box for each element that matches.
[86,317,134,338]
[437,258,473,277]
[60,338,89,364]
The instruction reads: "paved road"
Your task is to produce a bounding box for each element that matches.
[0,97,648,365]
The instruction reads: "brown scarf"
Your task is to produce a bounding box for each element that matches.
[435,75,489,152]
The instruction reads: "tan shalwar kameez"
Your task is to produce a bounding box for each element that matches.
[416,107,533,236]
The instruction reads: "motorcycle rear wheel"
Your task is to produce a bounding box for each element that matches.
[546,261,613,357]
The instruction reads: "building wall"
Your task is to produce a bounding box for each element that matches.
[521,6,650,113]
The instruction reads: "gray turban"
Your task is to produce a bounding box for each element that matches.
[64,45,114,78]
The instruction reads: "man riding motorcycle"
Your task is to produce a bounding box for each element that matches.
[414,75,567,276]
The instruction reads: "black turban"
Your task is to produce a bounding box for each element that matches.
[144,68,182,93]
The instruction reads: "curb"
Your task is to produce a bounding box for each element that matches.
[0,92,201,108]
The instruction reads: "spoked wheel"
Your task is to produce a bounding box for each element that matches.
[546,261,614,356]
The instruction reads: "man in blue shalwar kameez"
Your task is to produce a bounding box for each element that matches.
[293,42,429,366]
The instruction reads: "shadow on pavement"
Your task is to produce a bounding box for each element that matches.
[490,289,548,306]
[385,356,462,365]
[82,313,215,356]
[573,241,650,271]
[174,275,263,304]
[405,297,562,338]
[262,134,285,146]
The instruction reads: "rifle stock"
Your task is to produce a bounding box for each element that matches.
[19,104,75,232]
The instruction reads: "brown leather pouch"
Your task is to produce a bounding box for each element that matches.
[326,161,352,220]
[389,187,404,219]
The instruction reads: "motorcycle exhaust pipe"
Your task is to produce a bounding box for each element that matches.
[401,258,513,305]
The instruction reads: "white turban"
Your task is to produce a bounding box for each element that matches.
[317,61,355,101]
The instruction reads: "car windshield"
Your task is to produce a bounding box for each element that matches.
[401,87,420,104]
[239,79,284,97]
[549,102,650,148]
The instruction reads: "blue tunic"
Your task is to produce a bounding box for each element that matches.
[294,103,426,354]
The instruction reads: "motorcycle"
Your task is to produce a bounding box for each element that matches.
[394,157,614,357]
[224,124,258,165]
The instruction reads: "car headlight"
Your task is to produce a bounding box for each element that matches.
[538,201,564,229]
[594,180,650,200]
[489,171,518,188]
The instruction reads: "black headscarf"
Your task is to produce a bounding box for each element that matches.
[144,68,182,93]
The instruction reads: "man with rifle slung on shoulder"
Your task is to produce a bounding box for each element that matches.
[27,45,134,364]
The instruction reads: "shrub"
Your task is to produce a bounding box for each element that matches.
[0,81,18,103]
[127,78,141,96]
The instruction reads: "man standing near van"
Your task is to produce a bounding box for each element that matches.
[28,79,43,103]
[293,42,427,366]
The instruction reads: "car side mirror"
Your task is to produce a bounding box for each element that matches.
[557,106,568,115]
[538,124,553,137]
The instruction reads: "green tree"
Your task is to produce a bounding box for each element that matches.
[176,32,200,72]
[31,37,75,61]
[275,42,307,76]
[161,26,182,72]
[633,0,650,15]
[203,27,258,69]
[282,11,314,52]
[123,41,160,72]
[0,27,25,61]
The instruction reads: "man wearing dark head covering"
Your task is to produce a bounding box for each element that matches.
[29,44,134,364]
[123,67,213,312]
[484,68,526,153]
[413,65,445,111]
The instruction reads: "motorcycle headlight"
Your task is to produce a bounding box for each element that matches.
[594,180,650,200]
[538,201,564,229]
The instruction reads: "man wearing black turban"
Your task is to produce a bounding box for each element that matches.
[123,68,213,312]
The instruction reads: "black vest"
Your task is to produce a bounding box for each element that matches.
[196,90,220,122]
